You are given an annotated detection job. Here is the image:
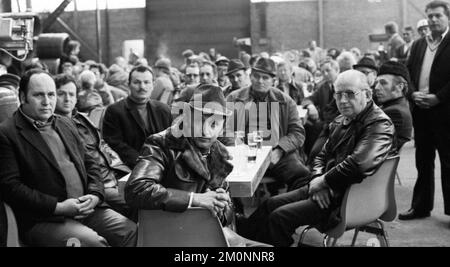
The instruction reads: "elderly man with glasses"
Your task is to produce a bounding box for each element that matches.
[236,70,395,247]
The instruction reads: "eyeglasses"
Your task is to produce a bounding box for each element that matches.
[334,90,363,100]
[186,74,199,78]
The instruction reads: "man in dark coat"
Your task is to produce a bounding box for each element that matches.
[236,70,395,247]
[373,61,413,152]
[0,69,136,246]
[225,57,310,191]
[399,0,450,220]
[103,65,173,168]
[125,84,268,247]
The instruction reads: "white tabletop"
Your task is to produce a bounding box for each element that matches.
[225,146,272,197]
[118,146,272,198]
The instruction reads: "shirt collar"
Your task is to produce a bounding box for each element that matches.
[427,26,449,43]
[19,106,55,129]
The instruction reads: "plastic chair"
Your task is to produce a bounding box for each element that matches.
[87,106,107,133]
[298,155,400,247]
[4,203,21,247]
[137,208,229,247]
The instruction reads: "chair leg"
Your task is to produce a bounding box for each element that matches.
[351,228,360,247]
[396,171,402,186]
[374,220,390,247]
[298,226,313,246]
[323,235,338,247]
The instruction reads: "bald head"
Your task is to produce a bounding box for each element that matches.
[335,70,370,91]
[334,70,372,119]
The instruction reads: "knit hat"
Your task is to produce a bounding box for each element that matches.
[378,61,411,84]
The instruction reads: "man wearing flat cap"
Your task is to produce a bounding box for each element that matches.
[215,56,231,91]
[226,57,310,193]
[125,84,269,246]
[353,56,379,88]
[223,59,250,97]
[374,61,413,152]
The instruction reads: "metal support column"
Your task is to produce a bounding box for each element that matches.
[95,0,102,63]
[318,0,324,48]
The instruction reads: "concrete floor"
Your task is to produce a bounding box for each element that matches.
[298,141,450,247]
[244,141,450,247]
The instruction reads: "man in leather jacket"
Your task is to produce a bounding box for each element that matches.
[54,74,132,217]
[236,70,395,247]
[125,84,269,247]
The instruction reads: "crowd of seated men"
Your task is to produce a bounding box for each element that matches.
[0,0,449,247]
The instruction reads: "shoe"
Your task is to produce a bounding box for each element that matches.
[398,209,431,220]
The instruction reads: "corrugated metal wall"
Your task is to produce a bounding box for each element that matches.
[145,0,251,67]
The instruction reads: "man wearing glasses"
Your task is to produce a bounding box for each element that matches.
[236,70,395,246]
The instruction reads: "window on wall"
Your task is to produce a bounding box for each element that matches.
[12,0,146,13]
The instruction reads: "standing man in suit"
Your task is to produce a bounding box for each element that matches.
[399,0,450,221]
[395,26,415,65]
[103,65,173,169]
[0,69,137,246]
[385,21,406,60]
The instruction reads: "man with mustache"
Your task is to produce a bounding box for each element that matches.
[103,65,173,169]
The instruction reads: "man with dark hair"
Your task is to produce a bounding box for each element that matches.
[396,26,416,64]
[103,65,173,169]
[54,74,132,217]
[385,21,406,60]
[399,0,450,221]
[237,70,395,247]
[0,69,137,246]
[374,61,413,152]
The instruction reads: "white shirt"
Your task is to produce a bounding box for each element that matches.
[418,27,449,93]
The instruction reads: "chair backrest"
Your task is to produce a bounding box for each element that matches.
[137,208,229,247]
[4,203,21,247]
[87,106,107,133]
[326,155,400,238]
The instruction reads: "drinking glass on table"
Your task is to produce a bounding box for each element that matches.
[253,130,264,149]
[234,131,246,169]
[247,133,257,163]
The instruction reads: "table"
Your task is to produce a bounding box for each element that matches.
[225,146,272,197]
[118,146,272,198]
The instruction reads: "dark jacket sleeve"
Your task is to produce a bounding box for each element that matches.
[0,130,58,217]
[102,105,140,167]
[124,137,190,212]
[61,117,105,201]
[83,144,105,201]
[323,120,394,193]
[276,97,305,153]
